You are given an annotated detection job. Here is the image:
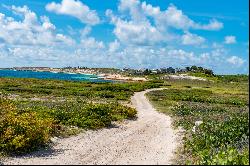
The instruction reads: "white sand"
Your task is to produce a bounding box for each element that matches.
[163,74,207,81]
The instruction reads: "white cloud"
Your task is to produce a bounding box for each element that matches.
[55,33,75,45]
[0,5,107,68]
[0,5,76,47]
[109,40,120,52]
[80,37,105,49]
[0,2,247,75]
[158,4,196,30]
[0,45,77,67]
[41,16,56,30]
[141,2,160,16]
[181,32,205,45]
[224,35,236,44]
[212,42,223,48]
[211,48,227,57]
[106,9,166,46]
[141,2,223,31]
[113,19,164,45]
[226,56,244,66]
[118,0,146,22]
[106,2,167,46]
[11,5,38,26]
[46,0,100,25]
[106,1,223,46]
[79,26,105,49]
[195,19,223,31]
[80,26,92,37]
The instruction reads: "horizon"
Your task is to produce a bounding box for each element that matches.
[1,66,249,76]
[0,0,249,75]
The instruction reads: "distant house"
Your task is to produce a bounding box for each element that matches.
[160,68,167,73]
[176,68,187,73]
[166,67,175,74]
[151,69,158,74]
[122,67,130,71]
[135,70,144,75]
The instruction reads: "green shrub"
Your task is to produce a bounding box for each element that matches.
[0,98,54,154]
[0,78,162,101]
[216,75,249,83]
[208,147,249,165]
[0,98,136,154]
[110,103,137,120]
[147,86,249,165]
[49,102,137,129]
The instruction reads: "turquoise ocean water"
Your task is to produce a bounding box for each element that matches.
[0,70,111,82]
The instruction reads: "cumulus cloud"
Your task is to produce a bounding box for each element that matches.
[41,16,56,30]
[181,32,205,45]
[106,9,166,46]
[80,26,92,37]
[118,0,146,22]
[226,56,244,66]
[224,35,236,44]
[106,0,223,46]
[46,0,100,25]
[0,45,77,67]
[11,5,38,26]
[106,3,169,46]
[196,19,223,31]
[141,2,223,31]
[155,4,196,30]
[0,2,247,74]
[81,37,105,49]
[109,40,120,52]
[0,5,106,66]
[78,26,105,49]
[0,5,75,46]
[0,5,95,68]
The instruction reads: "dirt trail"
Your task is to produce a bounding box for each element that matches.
[2,88,179,165]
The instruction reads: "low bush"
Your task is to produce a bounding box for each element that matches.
[0,97,137,154]
[185,112,249,165]
[147,85,249,165]
[151,89,248,107]
[49,102,136,129]
[0,98,54,154]
[0,78,162,101]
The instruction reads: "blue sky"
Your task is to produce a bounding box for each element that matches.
[0,0,249,74]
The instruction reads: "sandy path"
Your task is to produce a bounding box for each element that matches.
[2,88,178,165]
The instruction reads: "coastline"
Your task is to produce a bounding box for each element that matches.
[0,68,148,82]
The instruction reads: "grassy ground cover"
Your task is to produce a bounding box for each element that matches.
[147,76,249,165]
[0,78,162,155]
[0,78,160,101]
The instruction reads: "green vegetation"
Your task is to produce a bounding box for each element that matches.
[147,75,249,165]
[188,72,249,83]
[0,98,54,154]
[0,71,249,165]
[0,78,162,155]
[216,74,249,83]
[0,98,136,154]
[185,66,214,76]
[121,65,214,76]
[0,78,160,100]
